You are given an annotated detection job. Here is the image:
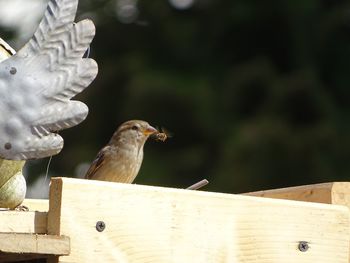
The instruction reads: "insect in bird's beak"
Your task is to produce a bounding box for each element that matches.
[151,127,172,142]
[142,126,158,136]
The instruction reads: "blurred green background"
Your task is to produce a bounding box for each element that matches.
[1,0,350,196]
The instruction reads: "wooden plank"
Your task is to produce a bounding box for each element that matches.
[245,182,350,263]
[0,199,48,235]
[245,182,350,209]
[22,198,49,212]
[0,233,70,254]
[0,211,47,234]
[331,182,350,207]
[245,182,334,203]
[48,178,63,237]
[48,178,349,263]
[0,199,67,262]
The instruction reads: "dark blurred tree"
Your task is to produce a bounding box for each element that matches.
[3,0,350,194]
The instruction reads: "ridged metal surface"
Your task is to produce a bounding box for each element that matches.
[0,0,98,160]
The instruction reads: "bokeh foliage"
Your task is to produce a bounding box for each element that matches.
[4,0,350,193]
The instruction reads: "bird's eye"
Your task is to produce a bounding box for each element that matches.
[131,125,139,131]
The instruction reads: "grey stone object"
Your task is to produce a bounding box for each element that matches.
[0,0,98,160]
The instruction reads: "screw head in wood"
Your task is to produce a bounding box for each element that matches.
[4,142,11,150]
[298,241,309,252]
[9,67,17,75]
[96,221,106,232]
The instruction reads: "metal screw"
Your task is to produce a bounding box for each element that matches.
[298,241,309,252]
[9,67,17,75]
[4,142,11,150]
[96,221,106,232]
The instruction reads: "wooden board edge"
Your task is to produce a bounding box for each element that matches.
[244,182,336,204]
[0,210,47,234]
[331,182,350,207]
[48,178,64,235]
[0,233,70,255]
[53,178,350,263]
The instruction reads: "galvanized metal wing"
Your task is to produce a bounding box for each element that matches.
[0,0,98,160]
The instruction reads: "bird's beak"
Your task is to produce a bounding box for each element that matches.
[142,125,158,136]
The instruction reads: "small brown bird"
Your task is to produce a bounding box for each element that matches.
[85,120,158,183]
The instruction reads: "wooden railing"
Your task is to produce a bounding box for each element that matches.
[0,178,349,263]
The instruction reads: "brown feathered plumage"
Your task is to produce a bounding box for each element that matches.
[85,120,158,183]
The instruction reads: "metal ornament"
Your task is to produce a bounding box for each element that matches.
[0,35,27,209]
[0,0,98,160]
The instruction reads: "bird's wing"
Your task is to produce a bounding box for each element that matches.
[85,146,110,179]
[0,0,98,160]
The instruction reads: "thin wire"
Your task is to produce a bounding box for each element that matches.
[83,46,91,58]
[43,155,53,185]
